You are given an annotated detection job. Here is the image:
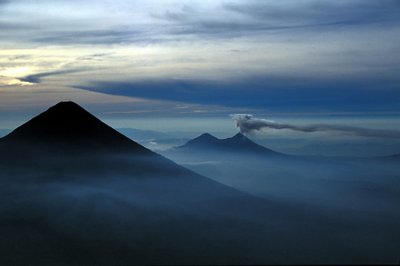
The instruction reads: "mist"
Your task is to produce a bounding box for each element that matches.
[1,101,399,264]
[1,144,330,264]
[164,147,400,264]
[2,145,399,264]
[0,151,274,264]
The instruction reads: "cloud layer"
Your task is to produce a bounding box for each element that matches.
[0,0,399,114]
[77,76,400,112]
[3,0,399,45]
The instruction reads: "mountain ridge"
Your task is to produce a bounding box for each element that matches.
[177,132,283,156]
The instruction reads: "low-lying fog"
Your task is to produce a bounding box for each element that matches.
[1,150,399,264]
[163,150,400,264]
[167,153,399,208]
[0,158,343,265]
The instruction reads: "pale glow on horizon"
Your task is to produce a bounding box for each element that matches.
[0,67,35,86]
[4,78,34,86]
[0,67,32,77]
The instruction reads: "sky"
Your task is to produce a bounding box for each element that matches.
[1,0,400,155]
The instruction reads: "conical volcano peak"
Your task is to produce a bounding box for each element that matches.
[232,132,247,140]
[6,101,103,138]
[2,101,150,154]
[53,100,82,108]
[38,101,96,123]
[197,133,219,141]
[224,132,253,144]
[184,133,219,146]
[48,101,86,112]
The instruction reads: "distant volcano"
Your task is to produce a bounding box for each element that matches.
[177,132,283,156]
[182,133,219,147]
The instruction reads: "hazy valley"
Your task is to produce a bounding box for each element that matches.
[0,102,398,264]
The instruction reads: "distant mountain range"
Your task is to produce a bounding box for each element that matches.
[176,132,283,157]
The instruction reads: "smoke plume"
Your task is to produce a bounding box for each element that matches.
[232,114,400,139]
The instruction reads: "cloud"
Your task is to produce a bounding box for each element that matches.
[31,28,161,45]
[2,0,400,46]
[224,0,400,25]
[76,75,400,112]
[155,0,400,39]
[232,114,400,139]
[19,69,86,84]
[0,21,34,31]
[1,0,400,116]
[181,161,221,166]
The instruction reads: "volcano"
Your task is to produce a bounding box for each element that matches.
[0,102,288,264]
[177,132,283,156]
[1,101,150,154]
[0,102,395,265]
[0,101,194,178]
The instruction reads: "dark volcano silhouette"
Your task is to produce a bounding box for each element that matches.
[2,101,150,154]
[0,102,201,178]
[177,132,282,156]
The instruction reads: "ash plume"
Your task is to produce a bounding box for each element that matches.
[232,114,400,139]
